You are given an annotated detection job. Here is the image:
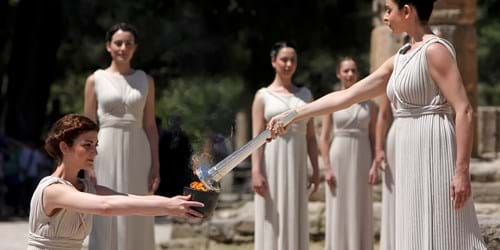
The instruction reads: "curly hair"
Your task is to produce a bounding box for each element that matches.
[44,114,99,163]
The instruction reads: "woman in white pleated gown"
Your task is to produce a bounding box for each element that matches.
[84,23,160,250]
[251,41,320,250]
[320,58,378,250]
[268,1,486,249]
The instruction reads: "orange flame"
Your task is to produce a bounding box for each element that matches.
[190,181,208,192]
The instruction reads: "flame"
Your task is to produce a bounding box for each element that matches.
[190,181,208,192]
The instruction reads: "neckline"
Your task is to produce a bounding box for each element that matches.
[47,176,86,192]
[400,35,439,56]
[100,69,137,78]
[265,86,302,96]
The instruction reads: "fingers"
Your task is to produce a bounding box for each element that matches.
[254,185,267,197]
[177,194,191,201]
[451,184,471,210]
[312,182,319,194]
[186,209,204,218]
[368,173,377,185]
[185,200,204,208]
[454,188,470,210]
[379,161,387,171]
[266,117,288,140]
[326,177,336,190]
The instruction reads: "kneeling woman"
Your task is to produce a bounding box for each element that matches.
[27,114,203,250]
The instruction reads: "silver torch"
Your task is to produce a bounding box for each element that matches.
[195,110,298,191]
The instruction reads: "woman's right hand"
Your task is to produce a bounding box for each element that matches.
[165,195,204,218]
[324,167,336,191]
[267,110,295,140]
[252,171,268,197]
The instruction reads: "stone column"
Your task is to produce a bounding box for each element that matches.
[370,0,479,155]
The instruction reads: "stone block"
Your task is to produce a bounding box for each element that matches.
[478,107,500,155]
[431,0,476,25]
[369,25,404,72]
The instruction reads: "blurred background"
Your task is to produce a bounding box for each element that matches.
[0,0,499,148]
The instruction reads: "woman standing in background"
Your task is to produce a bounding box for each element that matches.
[84,23,159,250]
[319,57,378,250]
[251,41,320,250]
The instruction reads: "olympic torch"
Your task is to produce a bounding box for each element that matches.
[195,110,298,192]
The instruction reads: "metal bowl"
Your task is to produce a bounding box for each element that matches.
[183,186,220,217]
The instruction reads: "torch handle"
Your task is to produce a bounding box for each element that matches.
[209,109,298,181]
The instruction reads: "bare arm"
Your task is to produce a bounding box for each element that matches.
[427,43,473,210]
[368,101,380,185]
[251,91,268,196]
[143,75,160,194]
[319,114,333,171]
[306,117,320,193]
[43,183,203,218]
[319,113,336,189]
[84,74,97,122]
[372,95,392,171]
[285,57,394,124]
[368,102,378,157]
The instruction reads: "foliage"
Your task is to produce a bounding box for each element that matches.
[156,76,244,150]
[477,0,500,105]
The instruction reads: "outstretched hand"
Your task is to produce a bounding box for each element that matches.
[266,110,295,140]
[166,195,205,218]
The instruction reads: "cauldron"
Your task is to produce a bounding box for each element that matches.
[183,186,220,217]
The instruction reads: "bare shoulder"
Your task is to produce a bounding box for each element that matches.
[44,181,76,200]
[85,73,95,85]
[254,88,267,99]
[426,42,453,64]
[146,73,155,84]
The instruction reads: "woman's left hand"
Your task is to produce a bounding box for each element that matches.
[368,164,379,185]
[451,171,472,210]
[308,169,320,195]
[148,167,161,194]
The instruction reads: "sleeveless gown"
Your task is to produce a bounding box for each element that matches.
[387,37,486,249]
[89,69,155,250]
[254,87,312,250]
[325,102,373,250]
[28,176,96,250]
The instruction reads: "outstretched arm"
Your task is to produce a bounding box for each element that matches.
[427,43,473,210]
[293,56,393,122]
[43,183,204,218]
[268,56,394,137]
